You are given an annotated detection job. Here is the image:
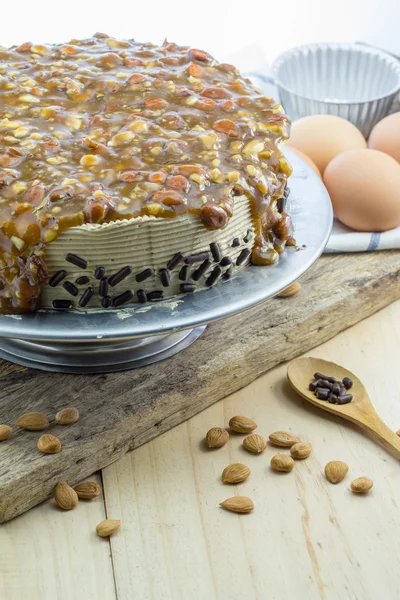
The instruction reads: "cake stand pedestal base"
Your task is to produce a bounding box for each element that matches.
[0,326,206,374]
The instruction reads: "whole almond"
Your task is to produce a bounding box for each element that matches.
[74,481,101,500]
[56,407,80,425]
[270,454,295,472]
[55,482,78,510]
[290,442,312,459]
[269,431,299,448]
[351,477,373,494]
[324,460,349,483]
[0,424,12,441]
[206,427,229,448]
[16,412,49,431]
[38,434,61,454]
[243,434,267,454]
[220,496,254,513]
[96,519,121,537]
[222,463,251,484]
[396,429,400,437]
[229,416,257,434]
[277,281,301,297]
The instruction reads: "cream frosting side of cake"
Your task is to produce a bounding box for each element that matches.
[40,196,255,309]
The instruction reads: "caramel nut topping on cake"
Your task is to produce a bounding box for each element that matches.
[0,35,292,313]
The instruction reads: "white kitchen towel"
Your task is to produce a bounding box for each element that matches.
[227,45,400,253]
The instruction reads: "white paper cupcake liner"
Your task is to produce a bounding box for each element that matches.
[272,43,400,137]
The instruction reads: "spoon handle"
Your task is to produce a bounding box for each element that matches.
[359,411,400,460]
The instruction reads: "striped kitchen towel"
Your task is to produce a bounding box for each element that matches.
[325,221,400,253]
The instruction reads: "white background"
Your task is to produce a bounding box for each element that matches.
[1,0,399,65]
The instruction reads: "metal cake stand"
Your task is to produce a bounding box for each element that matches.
[0,150,333,373]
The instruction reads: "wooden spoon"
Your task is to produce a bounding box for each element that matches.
[287,356,400,459]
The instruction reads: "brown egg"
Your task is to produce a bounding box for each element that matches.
[285,146,322,178]
[289,115,367,174]
[323,149,400,231]
[368,112,400,164]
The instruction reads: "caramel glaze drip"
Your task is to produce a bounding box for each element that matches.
[0,34,293,314]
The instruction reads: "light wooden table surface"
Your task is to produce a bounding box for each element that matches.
[2,300,400,600]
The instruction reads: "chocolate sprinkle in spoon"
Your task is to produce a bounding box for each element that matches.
[287,357,400,459]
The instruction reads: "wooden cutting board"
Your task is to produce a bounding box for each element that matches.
[0,250,399,523]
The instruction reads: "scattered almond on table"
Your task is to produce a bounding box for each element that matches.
[351,477,374,494]
[325,461,349,483]
[38,434,61,454]
[16,412,49,431]
[269,431,299,447]
[220,496,254,514]
[0,424,12,441]
[56,407,80,425]
[276,281,301,297]
[222,463,251,484]
[270,454,295,472]
[206,427,229,448]
[290,442,312,459]
[74,481,101,500]
[243,434,267,454]
[55,482,79,510]
[96,519,121,537]
[229,415,257,434]
[8,395,377,537]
